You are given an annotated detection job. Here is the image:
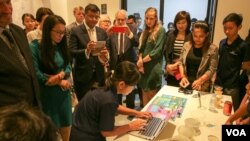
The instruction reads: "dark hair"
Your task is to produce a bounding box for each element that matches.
[223,13,243,26]
[40,15,70,74]
[167,22,174,28]
[85,4,100,14]
[0,102,57,141]
[36,7,54,22]
[105,61,140,88]
[191,18,197,23]
[22,13,35,24]
[190,20,211,53]
[245,28,250,43]
[173,11,191,35]
[128,15,136,23]
[247,69,250,76]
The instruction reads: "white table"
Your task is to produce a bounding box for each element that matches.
[113,85,232,141]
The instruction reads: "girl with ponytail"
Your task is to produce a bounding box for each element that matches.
[70,61,152,141]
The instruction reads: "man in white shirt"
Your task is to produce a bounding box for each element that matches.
[69,4,108,100]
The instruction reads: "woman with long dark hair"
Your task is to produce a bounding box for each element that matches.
[30,15,72,141]
[164,11,191,87]
[178,21,218,92]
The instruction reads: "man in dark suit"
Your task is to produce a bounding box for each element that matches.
[69,4,108,100]
[66,6,84,46]
[107,10,138,109]
[0,0,40,107]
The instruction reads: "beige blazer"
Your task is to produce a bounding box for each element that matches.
[178,41,219,91]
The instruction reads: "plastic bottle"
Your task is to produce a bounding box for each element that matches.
[209,94,216,111]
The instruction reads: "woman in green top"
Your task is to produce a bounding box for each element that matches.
[137,7,166,106]
[29,15,72,141]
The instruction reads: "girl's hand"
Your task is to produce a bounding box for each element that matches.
[136,111,152,119]
[128,119,147,131]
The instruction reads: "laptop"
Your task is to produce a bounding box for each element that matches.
[129,95,187,140]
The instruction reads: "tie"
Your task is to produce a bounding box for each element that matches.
[88,28,95,41]
[119,33,124,55]
[2,29,29,71]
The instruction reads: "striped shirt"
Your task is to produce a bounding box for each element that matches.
[173,39,185,59]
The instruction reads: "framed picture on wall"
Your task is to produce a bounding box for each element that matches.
[101,4,107,14]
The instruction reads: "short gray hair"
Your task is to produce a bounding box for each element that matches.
[115,9,128,19]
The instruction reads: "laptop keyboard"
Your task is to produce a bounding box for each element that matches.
[138,117,164,138]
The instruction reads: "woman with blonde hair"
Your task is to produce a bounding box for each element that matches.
[98,14,111,31]
[137,7,166,106]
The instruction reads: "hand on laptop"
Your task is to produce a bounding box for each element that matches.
[129,119,147,131]
[136,111,152,120]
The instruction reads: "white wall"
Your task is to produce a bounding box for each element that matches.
[127,0,160,29]
[12,0,37,27]
[11,0,120,27]
[88,0,120,24]
[67,0,88,25]
[48,0,68,24]
[11,0,250,44]
[213,0,250,46]
[163,0,208,29]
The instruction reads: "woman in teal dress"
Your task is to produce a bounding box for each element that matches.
[29,15,72,141]
[137,7,166,106]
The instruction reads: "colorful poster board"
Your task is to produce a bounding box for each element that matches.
[146,94,187,121]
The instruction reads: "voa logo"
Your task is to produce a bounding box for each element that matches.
[226,129,246,136]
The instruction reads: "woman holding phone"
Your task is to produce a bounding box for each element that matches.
[178,21,218,92]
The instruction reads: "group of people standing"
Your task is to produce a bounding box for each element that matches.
[164,10,250,127]
[0,0,250,141]
[164,11,250,111]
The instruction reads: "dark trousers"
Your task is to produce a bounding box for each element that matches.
[118,90,135,109]
[74,80,94,101]
[165,75,180,87]
[137,85,143,108]
[224,88,240,111]
[239,71,248,102]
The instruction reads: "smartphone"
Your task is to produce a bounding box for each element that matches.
[95,41,106,48]
[178,87,193,94]
[178,87,186,93]
[184,89,193,94]
[91,41,106,56]
[111,26,127,33]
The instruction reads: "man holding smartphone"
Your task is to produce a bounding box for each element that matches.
[106,9,139,109]
[69,4,109,100]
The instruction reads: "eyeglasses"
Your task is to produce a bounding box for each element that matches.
[52,30,65,36]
